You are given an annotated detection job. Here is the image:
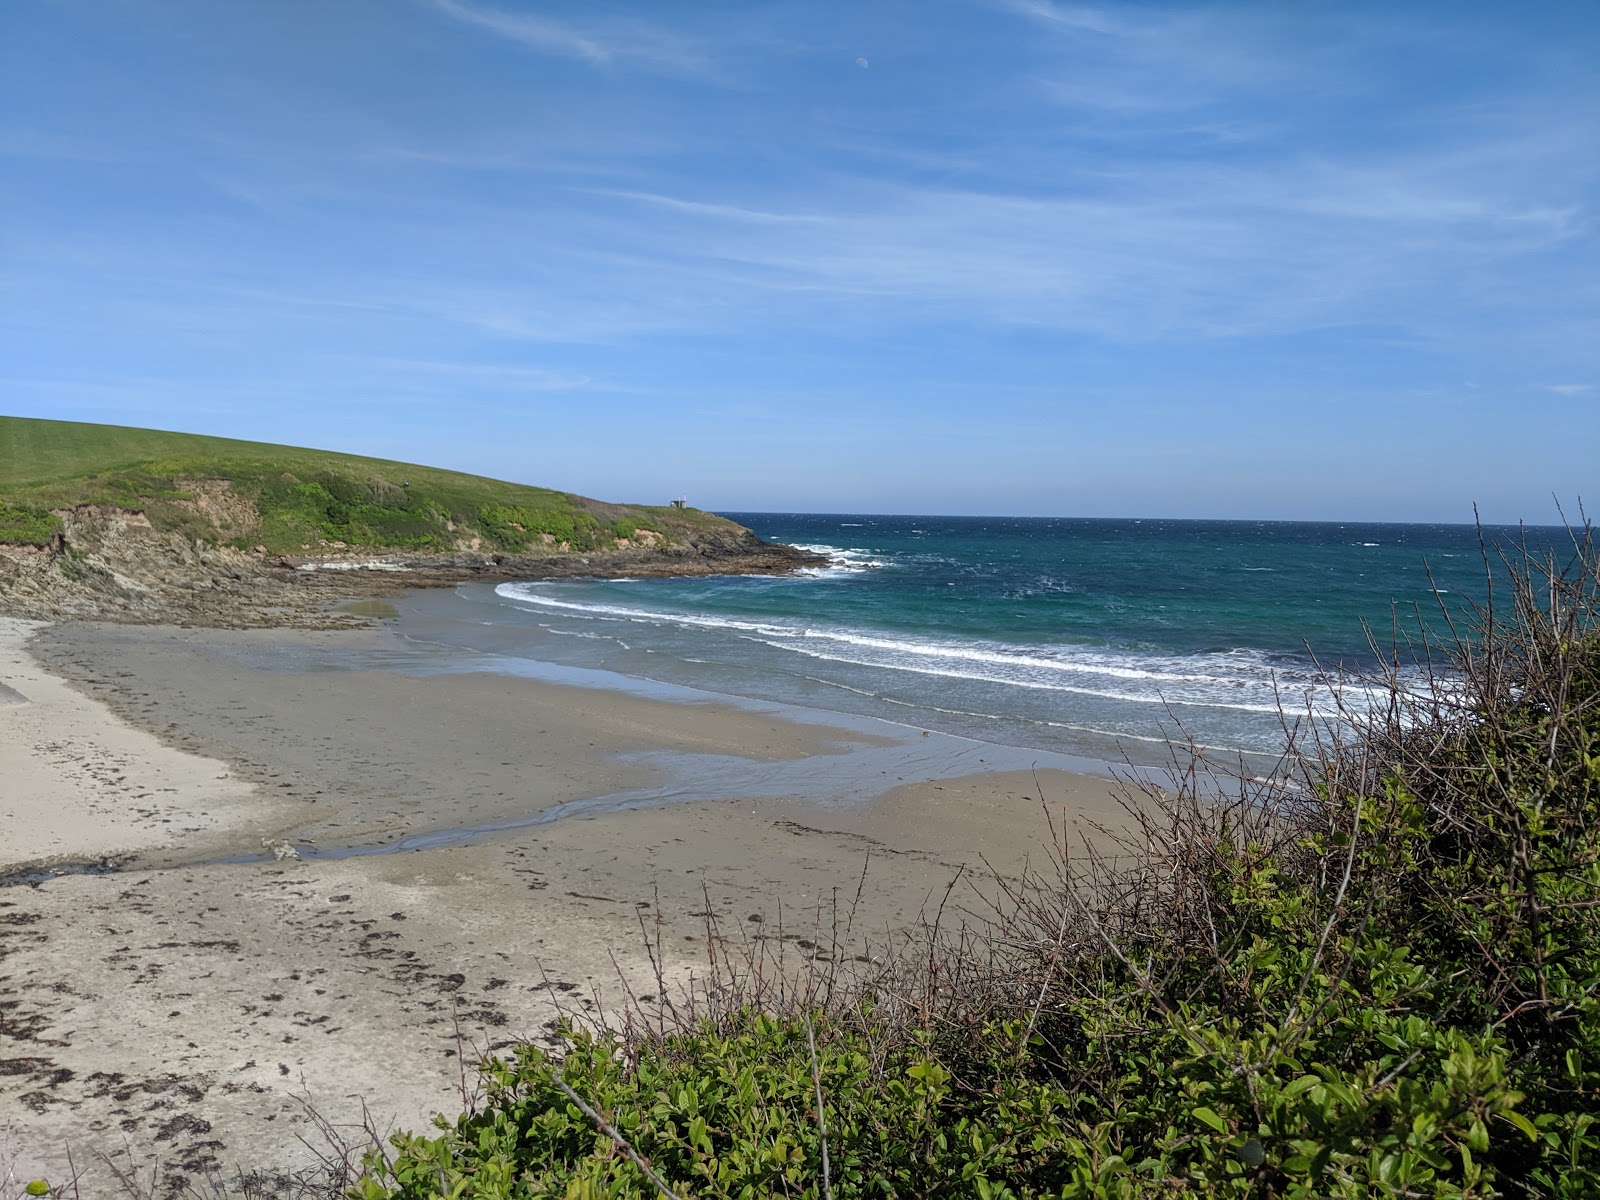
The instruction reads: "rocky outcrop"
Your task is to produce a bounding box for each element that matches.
[0,502,818,627]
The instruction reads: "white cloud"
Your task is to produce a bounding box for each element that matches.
[998,1,1118,36]
[431,0,702,71]
[587,189,829,226]
[343,357,592,391]
[566,124,1589,343]
[0,130,127,163]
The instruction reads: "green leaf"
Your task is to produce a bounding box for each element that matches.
[1192,1107,1229,1134]
[1502,1110,1540,1142]
[1279,1075,1322,1102]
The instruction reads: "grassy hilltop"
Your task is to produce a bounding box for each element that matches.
[0,415,725,554]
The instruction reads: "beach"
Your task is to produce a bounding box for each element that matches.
[0,610,1132,1192]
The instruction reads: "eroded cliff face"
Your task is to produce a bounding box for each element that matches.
[0,497,815,627]
[0,505,270,623]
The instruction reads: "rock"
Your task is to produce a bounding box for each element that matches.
[0,500,822,628]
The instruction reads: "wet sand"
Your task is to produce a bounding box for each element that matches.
[1,617,1135,1193]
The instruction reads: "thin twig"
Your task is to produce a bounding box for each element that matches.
[804,1014,834,1200]
[551,1075,683,1200]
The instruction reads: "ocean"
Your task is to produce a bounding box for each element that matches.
[423,516,1569,772]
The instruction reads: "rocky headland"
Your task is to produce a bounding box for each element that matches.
[0,417,820,626]
[0,499,818,627]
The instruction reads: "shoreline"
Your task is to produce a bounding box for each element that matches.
[16,612,1140,877]
[0,613,1138,1191]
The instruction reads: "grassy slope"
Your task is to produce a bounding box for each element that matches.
[0,415,726,553]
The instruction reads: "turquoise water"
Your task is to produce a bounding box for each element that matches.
[453,515,1569,768]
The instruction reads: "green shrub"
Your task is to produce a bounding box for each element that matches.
[478,504,597,550]
[252,474,451,550]
[0,501,60,546]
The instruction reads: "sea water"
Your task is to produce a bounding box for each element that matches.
[443,516,1570,771]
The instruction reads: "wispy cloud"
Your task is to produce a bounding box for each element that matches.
[587,189,829,226]
[0,130,127,163]
[362,145,528,171]
[1545,383,1595,396]
[566,127,1589,343]
[998,1,1118,36]
[344,356,592,391]
[431,0,703,71]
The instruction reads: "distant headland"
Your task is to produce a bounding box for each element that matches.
[0,415,817,625]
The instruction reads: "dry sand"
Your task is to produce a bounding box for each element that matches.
[0,619,294,869]
[1,618,1134,1194]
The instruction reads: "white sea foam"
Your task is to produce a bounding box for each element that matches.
[503,584,1238,686]
[1010,575,1077,596]
[798,675,881,699]
[502,588,791,636]
[492,581,1406,722]
[296,559,410,572]
[542,626,626,647]
[790,543,889,575]
[772,641,1305,714]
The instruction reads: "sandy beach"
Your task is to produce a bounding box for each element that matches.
[1,612,1135,1193]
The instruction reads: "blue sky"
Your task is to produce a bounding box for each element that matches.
[1,1,1595,521]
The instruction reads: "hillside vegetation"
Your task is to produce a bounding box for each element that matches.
[0,415,722,554]
[351,530,1598,1199]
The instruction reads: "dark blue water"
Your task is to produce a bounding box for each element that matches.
[473,516,1567,768]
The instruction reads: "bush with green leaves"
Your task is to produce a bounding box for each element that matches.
[255,476,437,549]
[0,501,60,546]
[354,531,1598,1198]
[476,504,608,552]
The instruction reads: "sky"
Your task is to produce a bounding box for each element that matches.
[1,1,1596,522]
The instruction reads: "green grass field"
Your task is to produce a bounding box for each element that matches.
[0,415,721,552]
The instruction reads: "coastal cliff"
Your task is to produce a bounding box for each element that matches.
[0,416,818,625]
